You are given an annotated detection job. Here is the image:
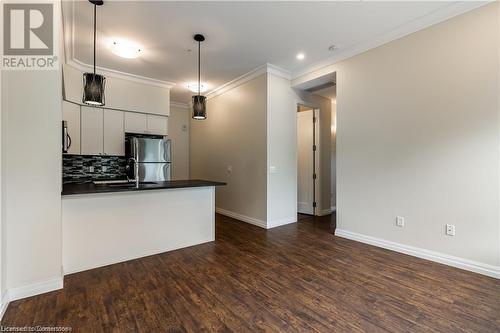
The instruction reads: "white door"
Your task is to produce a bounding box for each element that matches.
[103,110,125,156]
[124,112,147,134]
[297,110,314,214]
[81,106,104,155]
[62,101,81,154]
[146,114,168,136]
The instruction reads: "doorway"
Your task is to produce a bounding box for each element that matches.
[297,105,320,215]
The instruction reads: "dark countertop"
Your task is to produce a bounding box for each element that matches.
[62,179,226,196]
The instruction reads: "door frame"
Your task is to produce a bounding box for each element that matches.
[296,102,321,216]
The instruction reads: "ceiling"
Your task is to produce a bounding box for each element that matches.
[66,1,484,103]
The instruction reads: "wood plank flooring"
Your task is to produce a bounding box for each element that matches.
[2,213,499,332]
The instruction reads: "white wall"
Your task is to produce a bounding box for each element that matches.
[169,105,190,180]
[190,74,268,223]
[266,74,297,226]
[293,3,499,271]
[2,70,63,294]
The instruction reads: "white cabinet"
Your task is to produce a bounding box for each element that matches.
[124,112,147,134]
[62,101,81,154]
[147,114,168,136]
[81,106,103,155]
[103,110,125,156]
[124,112,168,136]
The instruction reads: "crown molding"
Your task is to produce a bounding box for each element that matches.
[67,58,176,89]
[291,1,491,80]
[171,101,190,109]
[206,63,291,100]
[62,0,176,89]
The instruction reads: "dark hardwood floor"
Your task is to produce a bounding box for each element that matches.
[2,213,499,332]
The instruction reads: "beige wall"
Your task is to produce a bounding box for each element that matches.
[190,74,268,222]
[329,3,499,267]
[2,70,63,290]
[266,74,297,225]
[331,101,336,209]
[169,106,190,180]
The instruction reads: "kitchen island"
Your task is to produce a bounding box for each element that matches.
[62,180,225,274]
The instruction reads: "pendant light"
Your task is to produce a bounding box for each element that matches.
[192,34,206,120]
[83,0,106,106]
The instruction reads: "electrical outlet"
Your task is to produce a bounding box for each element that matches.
[446,224,455,236]
[396,216,405,227]
[89,166,95,173]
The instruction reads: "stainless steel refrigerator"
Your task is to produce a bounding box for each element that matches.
[126,137,171,182]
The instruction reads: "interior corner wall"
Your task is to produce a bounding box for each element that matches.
[2,70,63,291]
[266,74,297,226]
[190,74,268,223]
[169,106,190,180]
[334,3,499,266]
[331,101,336,210]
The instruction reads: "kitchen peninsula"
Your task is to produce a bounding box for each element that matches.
[62,180,225,274]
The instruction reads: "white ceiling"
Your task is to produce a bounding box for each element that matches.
[67,1,485,103]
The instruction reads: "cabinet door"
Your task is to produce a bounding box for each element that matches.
[124,112,147,134]
[62,101,81,154]
[103,110,125,156]
[81,106,104,155]
[146,114,168,136]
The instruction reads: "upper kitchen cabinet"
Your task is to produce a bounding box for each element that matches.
[103,110,125,156]
[62,101,81,155]
[81,106,104,155]
[124,112,168,136]
[146,114,168,136]
[124,112,147,134]
[63,65,170,116]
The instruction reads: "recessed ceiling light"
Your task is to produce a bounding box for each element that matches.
[296,53,305,60]
[187,82,208,93]
[108,38,142,59]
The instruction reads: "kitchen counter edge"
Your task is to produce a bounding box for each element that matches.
[62,179,226,196]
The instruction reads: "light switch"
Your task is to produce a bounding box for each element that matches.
[227,165,232,172]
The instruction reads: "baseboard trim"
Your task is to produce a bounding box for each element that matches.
[7,276,64,302]
[216,207,267,228]
[267,216,297,229]
[335,229,500,279]
[0,292,10,321]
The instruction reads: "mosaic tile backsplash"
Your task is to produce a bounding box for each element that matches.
[63,154,127,184]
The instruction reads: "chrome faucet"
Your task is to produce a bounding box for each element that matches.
[127,157,139,188]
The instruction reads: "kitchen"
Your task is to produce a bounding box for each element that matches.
[60,2,224,274]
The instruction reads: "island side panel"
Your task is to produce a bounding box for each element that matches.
[62,186,216,274]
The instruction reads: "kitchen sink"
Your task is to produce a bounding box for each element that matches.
[107,181,158,187]
[93,180,158,187]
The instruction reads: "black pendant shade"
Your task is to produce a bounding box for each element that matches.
[192,95,207,119]
[83,73,106,105]
[83,0,105,106]
[192,34,206,120]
